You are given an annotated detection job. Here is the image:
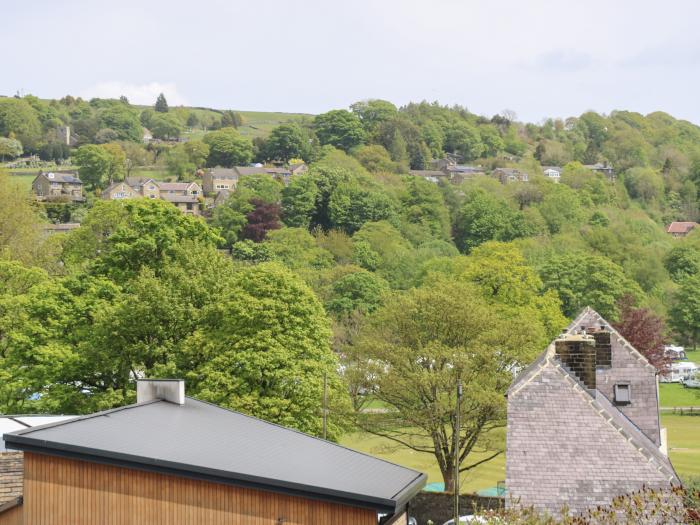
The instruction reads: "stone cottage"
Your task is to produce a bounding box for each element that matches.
[506,307,678,515]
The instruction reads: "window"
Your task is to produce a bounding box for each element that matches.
[614,383,631,405]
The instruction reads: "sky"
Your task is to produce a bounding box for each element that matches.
[4,0,700,124]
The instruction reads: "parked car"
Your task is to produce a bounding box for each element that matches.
[408,518,417,525]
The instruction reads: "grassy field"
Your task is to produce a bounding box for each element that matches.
[663,414,700,479]
[340,415,700,493]
[660,383,700,407]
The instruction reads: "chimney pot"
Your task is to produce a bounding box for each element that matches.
[137,379,185,405]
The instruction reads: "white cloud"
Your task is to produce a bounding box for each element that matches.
[80,81,189,106]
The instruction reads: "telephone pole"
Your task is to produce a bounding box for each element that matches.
[322,372,328,440]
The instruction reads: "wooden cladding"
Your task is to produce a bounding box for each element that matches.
[22,452,377,525]
[0,505,22,525]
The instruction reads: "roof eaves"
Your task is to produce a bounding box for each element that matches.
[0,497,22,515]
[5,436,401,512]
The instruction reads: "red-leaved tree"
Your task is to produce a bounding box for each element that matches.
[613,295,670,372]
[241,198,282,242]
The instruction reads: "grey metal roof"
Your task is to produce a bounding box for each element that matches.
[0,416,76,451]
[4,398,425,511]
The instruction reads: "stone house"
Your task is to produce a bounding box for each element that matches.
[157,182,202,216]
[202,168,238,194]
[492,168,528,184]
[31,172,84,202]
[102,181,139,200]
[584,162,615,181]
[102,179,202,215]
[506,307,678,515]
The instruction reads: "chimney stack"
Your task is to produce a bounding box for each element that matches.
[554,334,597,390]
[137,379,185,405]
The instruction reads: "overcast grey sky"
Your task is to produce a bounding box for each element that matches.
[4,0,700,124]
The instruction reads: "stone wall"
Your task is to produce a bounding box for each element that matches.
[408,492,503,525]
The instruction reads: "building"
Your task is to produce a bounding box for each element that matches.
[542,166,561,183]
[102,181,139,200]
[409,162,485,185]
[584,163,615,181]
[666,221,698,238]
[102,179,202,215]
[0,416,76,452]
[157,182,202,216]
[506,307,679,515]
[492,167,528,184]
[408,170,450,184]
[31,172,84,202]
[202,167,238,194]
[1,380,425,525]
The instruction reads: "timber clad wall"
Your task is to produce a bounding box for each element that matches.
[0,505,22,525]
[20,452,377,525]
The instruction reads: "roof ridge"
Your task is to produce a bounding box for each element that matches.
[186,397,425,476]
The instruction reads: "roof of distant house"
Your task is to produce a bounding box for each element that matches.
[158,182,199,192]
[3,398,425,512]
[0,416,76,452]
[409,170,447,178]
[124,176,156,187]
[666,221,698,234]
[207,168,238,179]
[160,194,199,204]
[43,223,80,232]
[38,171,82,184]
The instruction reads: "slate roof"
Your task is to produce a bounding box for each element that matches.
[207,168,238,179]
[161,194,199,204]
[4,398,425,512]
[666,221,698,234]
[158,182,198,192]
[39,171,82,184]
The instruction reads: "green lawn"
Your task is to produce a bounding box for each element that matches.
[8,174,35,193]
[663,414,700,479]
[340,415,700,493]
[659,383,700,408]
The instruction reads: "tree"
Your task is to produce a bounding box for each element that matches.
[349,278,545,491]
[62,199,222,283]
[155,93,169,113]
[613,295,669,371]
[0,171,48,265]
[454,189,529,252]
[664,245,700,283]
[166,145,195,180]
[264,228,333,270]
[0,137,23,161]
[99,143,126,184]
[325,270,388,318]
[203,128,254,167]
[401,176,451,241]
[0,98,42,150]
[624,167,664,203]
[313,110,366,151]
[183,140,209,168]
[150,113,184,140]
[328,181,398,234]
[220,110,243,128]
[182,263,350,439]
[263,123,306,162]
[445,121,484,160]
[539,252,643,319]
[241,199,282,242]
[351,144,397,173]
[349,99,398,134]
[281,175,319,228]
[98,105,143,142]
[73,144,113,189]
[669,274,700,350]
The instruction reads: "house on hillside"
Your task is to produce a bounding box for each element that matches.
[102,181,139,200]
[158,182,202,215]
[666,221,698,238]
[202,167,238,194]
[1,380,425,525]
[506,307,679,515]
[584,162,615,181]
[492,167,528,184]
[125,177,161,199]
[31,172,84,202]
[542,166,561,183]
[409,170,450,184]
